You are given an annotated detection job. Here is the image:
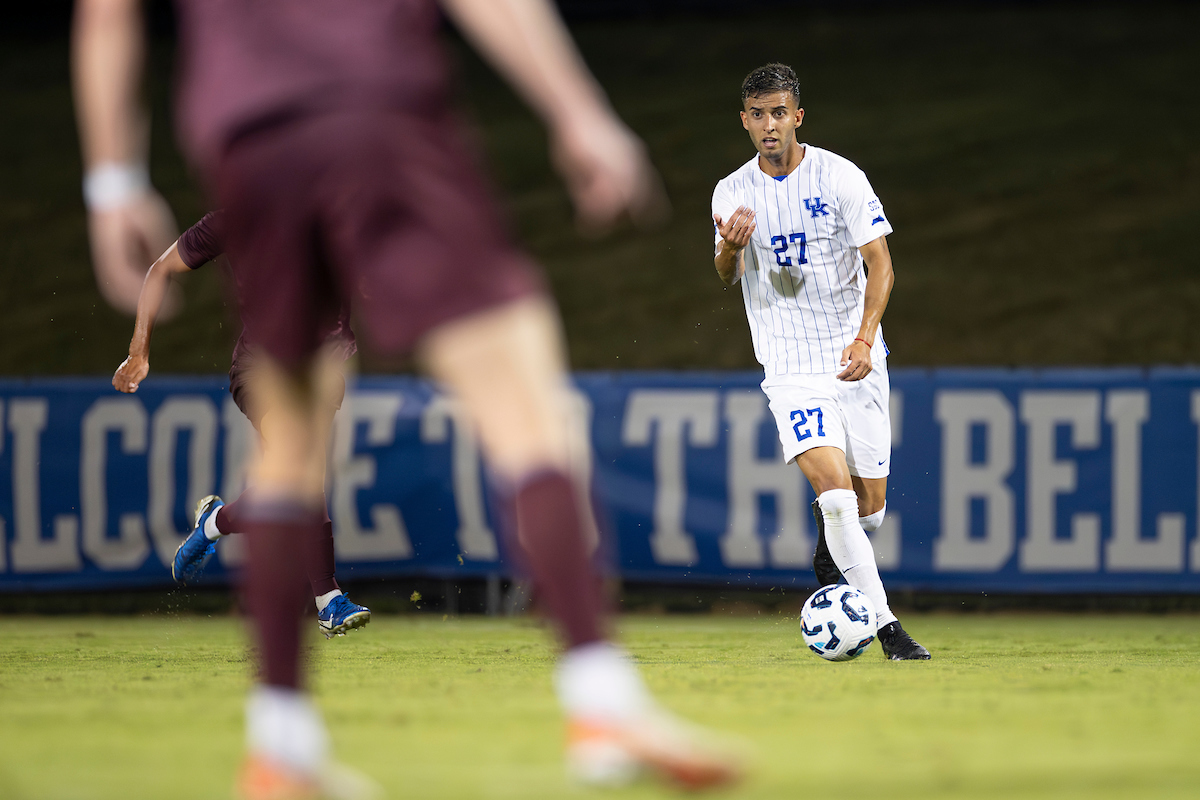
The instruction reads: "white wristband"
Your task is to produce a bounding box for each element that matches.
[83,162,150,211]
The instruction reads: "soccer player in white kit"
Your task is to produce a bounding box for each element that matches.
[712,63,929,660]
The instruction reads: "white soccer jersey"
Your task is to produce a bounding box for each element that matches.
[712,144,893,376]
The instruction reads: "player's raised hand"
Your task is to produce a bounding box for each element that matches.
[113,352,149,393]
[713,206,754,285]
[714,206,756,250]
[837,339,873,381]
[86,190,178,314]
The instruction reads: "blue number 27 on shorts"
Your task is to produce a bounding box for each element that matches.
[790,407,825,442]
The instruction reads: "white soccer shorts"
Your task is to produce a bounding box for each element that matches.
[762,360,891,479]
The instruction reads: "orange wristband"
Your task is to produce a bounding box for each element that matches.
[854,337,872,348]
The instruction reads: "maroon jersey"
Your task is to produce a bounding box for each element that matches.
[176,1,543,368]
[177,211,358,364]
[175,210,227,269]
[173,0,450,169]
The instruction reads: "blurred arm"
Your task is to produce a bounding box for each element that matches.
[72,0,178,313]
[436,0,609,127]
[437,0,666,230]
[72,0,148,169]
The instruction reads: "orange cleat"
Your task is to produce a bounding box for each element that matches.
[236,755,319,800]
[236,755,382,800]
[567,713,745,791]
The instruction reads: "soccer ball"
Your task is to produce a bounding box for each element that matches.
[800,584,877,661]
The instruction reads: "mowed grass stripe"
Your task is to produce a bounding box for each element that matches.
[0,614,1197,799]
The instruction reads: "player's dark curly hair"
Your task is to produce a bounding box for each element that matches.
[740,63,801,103]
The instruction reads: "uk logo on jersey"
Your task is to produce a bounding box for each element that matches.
[804,197,831,218]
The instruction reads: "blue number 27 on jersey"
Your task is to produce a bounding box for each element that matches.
[770,232,808,267]
[790,407,825,442]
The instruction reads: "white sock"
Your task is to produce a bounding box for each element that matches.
[555,642,652,722]
[203,509,224,541]
[859,503,886,532]
[817,489,898,628]
[245,685,328,773]
[315,589,342,613]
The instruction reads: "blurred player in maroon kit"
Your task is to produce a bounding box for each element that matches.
[73,0,741,797]
[112,210,372,639]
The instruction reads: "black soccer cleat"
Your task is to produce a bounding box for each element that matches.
[878,621,931,661]
[811,499,846,586]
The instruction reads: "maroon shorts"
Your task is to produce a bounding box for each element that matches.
[228,350,258,428]
[228,345,348,431]
[213,109,544,368]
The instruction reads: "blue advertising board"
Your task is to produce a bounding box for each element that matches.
[2,369,1199,593]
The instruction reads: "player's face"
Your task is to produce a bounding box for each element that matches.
[740,92,804,159]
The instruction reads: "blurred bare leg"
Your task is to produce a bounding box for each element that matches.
[420,296,603,648]
[419,296,574,480]
[421,297,740,788]
[236,352,343,782]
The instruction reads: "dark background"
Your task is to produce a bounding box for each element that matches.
[2,1,1197,376]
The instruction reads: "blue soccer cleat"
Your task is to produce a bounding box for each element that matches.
[172,494,224,583]
[318,594,371,639]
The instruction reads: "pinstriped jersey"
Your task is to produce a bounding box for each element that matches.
[712,145,892,377]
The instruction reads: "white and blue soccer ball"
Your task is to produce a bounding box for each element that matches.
[800,584,877,661]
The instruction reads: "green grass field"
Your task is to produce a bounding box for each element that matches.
[1,613,1198,799]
